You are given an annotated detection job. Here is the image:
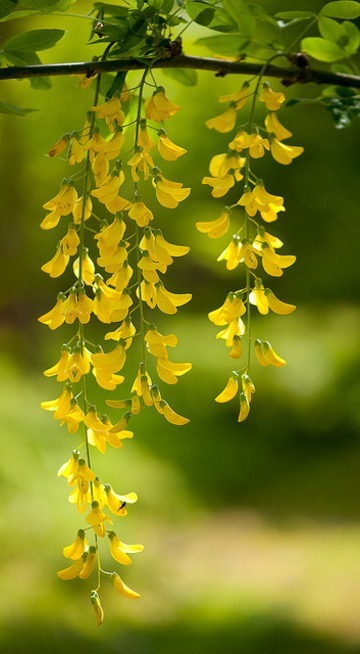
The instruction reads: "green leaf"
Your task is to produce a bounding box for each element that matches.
[30,75,52,89]
[41,0,77,12]
[162,67,197,86]
[222,0,256,36]
[105,71,127,99]
[4,29,65,52]
[318,16,348,44]
[330,62,354,73]
[343,20,360,51]
[147,0,164,8]
[275,10,316,19]
[18,0,59,7]
[4,49,41,65]
[301,36,346,61]
[93,2,129,14]
[320,1,360,19]
[196,33,250,55]
[186,1,237,31]
[0,0,17,19]
[0,100,36,116]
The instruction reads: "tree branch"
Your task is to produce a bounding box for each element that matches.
[0,54,359,88]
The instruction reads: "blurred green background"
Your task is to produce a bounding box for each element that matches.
[1,1,360,652]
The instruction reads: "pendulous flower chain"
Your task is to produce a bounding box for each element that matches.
[39,76,192,625]
[199,81,303,422]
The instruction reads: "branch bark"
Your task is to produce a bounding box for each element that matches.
[0,54,359,88]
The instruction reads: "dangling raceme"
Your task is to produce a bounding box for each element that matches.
[200,78,301,422]
[39,68,192,624]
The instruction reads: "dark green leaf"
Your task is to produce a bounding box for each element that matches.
[330,62,353,73]
[222,0,256,36]
[320,1,360,19]
[93,2,129,15]
[276,10,316,19]
[0,100,36,115]
[105,71,127,99]
[186,1,237,31]
[4,29,65,52]
[30,75,52,89]
[4,49,41,65]
[196,33,250,55]
[18,0,59,7]
[161,0,174,11]
[301,36,346,61]
[162,67,197,85]
[0,0,17,19]
[147,0,164,8]
[343,20,360,52]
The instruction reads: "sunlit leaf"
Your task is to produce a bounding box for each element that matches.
[222,0,256,36]
[0,0,17,19]
[319,1,360,19]
[301,36,346,62]
[275,11,316,19]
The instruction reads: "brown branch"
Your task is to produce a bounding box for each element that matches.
[0,54,359,88]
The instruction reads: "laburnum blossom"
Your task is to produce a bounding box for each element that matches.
[144,87,180,122]
[265,112,292,141]
[62,288,94,324]
[202,173,235,198]
[218,82,251,109]
[238,182,285,223]
[196,208,231,239]
[41,245,69,278]
[205,107,237,133]
[270,138,304,165]
[254,339,286,367]
[108,531,144,565]
[112,573,141,599]
[145,327,192,384]
[86,501,113,537]
[138,120,155,152]
[249,279,296,315]
[48,133,70,158]
[229,131,270,158]
[258,84,285,111]
[41,182,78,230]
[152,173,191,208]
[128,147,155,182]
[91,94,125,131]
[38,293,66,329]
[128,199,154,227]
[157,130,187,161]
[139,280,192,314]
[209,150,246,178]
[63,529,88,560]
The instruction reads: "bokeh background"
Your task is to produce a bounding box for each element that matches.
[1,1,360,652]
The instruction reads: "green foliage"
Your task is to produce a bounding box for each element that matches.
[319,0,360,19]
[3,28,65,52]
[0,99,36,115]
[162,66,198,85]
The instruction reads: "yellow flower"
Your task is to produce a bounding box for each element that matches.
[242,373,255,404]
[215,374,239,403]
[157,130,187,161]
[91,343,126,376]
[159,400,189,425]
[79,546,97,579]
[144,87,180,122]
[38,293,66,330]
[91,95,125,131]
[63,529,88,560]
[216,318,246,347]
[41,383,72,420]
[156,358,192,385]
[155,282,192,315]
[229,131,270,158]
[270,139,304,165]
[57,449,80,478]
[105,484,138,516]
[48,133,69,157]
[95,215,126,250]
[73,249,95,285]
[217,235,242,270]
[259,84,285,111]
[57,555,86,580]
[43,347,71,382]
[109,531,144,565]
[249,280,296,315]
[153,174,190,209]
[112,573,141,599]
[128,199,154,227]
[205,107,237,133]
[208,292,246,325]
[202,174,235,198]
[68,134,85,166]
[238,182,285,222]
[62,289,94,324]
[127,148,154,182]
[91,170,125,204]
[261,244,296,277]
[60,399,85,434]
[255,339,286,367]
[229,334,243,359]
[218,83,250,109]
[72,194,92,224]
[43,182,78,218]
[41,246,69,278]
[91,590,104,627]
[60,227,80,256]
[86,501,113,537]
[209,151,245,178]
[265,112,292,140]
[138,121,155,152]
[105,316,136,347]
[238,392,250,422]
[196,209,231,239]
[93,283,132,323]
[67,347,92,383]
[145,327,177,358]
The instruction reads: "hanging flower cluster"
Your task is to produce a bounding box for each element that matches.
[39,75,191,624]
[199,81,302,421]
